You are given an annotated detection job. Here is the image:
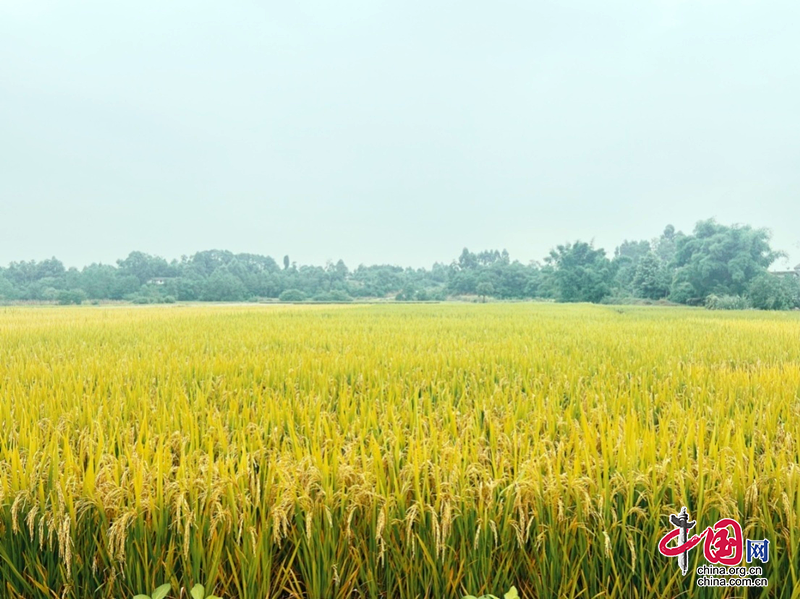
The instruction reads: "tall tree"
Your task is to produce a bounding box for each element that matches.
[671,220,781,301]
[632,252,670,299]
[612,240,651,295]
[117,251,174,285]
[546,241,613,303]
[201,268,247,301]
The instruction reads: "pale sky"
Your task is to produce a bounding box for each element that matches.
[1,0,799,270]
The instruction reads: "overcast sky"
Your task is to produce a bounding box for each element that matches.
[2,0,799,270]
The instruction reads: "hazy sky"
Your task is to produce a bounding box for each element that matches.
[2,0,799,270]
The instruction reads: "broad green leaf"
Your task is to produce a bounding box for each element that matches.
[190,584,205,599]
[151,583,172,599]
[504,587,519,599]
[133,595,150,599]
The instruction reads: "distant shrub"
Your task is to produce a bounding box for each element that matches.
[748,274,794,310]
[56,289,87,305]
[705,294,751,310]
[395,285,418,301]
[42,287,59,301]
[670,282,702,305]
[278,289,306,302]
[129,293,177,305]
[311,290,353,302]
[600,293,634,305]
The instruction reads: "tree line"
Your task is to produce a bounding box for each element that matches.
[1,219,798,309]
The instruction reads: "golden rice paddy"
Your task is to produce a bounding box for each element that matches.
[0,304,798,598]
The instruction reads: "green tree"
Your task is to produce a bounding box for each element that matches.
[350,265,405,297]
[117,251,174,285]
[35,257,66,280]
[632,252,670,299]
[79,263,118,299]
[279,289,305,302]
[476,281,494,302]
[56,289,87,305]
[748,274,794,310]
[457,248,478,270]
[110,275,142,300]
[0,275,18,300]
[201,269,247,301]
[612,240,651,296]
[26,277,65,300]
[546,241,612,303]
[395,283,418,301]
[783,275,800,309]
[448,270,478,295]
[325,259,349,291]
[652,224,684,264]
[671,220,781,302]
[176,275,204,301]
[493,261,536,298]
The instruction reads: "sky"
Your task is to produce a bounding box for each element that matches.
[1,0,799,270]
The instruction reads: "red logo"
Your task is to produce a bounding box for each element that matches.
[659,514,744,566]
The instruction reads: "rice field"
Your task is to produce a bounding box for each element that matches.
[0,304,798,598]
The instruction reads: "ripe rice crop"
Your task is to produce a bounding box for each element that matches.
[0,304,798,598]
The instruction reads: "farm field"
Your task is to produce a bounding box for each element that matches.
[0,304,798,598]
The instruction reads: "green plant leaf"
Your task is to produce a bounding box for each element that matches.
[133,595,150,599]
[151,583,172,599]
[190,584,205,599]
[504,588,519,599]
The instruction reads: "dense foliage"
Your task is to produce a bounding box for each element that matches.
[1,219,797,309]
